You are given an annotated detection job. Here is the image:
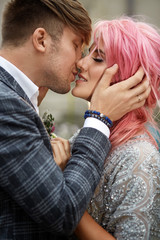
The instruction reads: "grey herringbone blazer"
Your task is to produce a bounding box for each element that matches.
[0,67,111,240]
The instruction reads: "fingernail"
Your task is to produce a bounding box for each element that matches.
[112,63,118,69]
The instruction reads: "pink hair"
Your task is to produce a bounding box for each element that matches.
[93,17,160,149]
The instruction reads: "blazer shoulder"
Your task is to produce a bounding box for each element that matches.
[0,68,35,113]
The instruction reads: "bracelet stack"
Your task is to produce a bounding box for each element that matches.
[84,110,113,128]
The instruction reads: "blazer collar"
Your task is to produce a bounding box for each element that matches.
[0,66,35,110]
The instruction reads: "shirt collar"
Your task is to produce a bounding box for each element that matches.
[0,56,39,114]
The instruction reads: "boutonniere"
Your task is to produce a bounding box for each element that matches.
[42,112,57,139]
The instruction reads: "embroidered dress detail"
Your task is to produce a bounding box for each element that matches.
[87,134,160,240]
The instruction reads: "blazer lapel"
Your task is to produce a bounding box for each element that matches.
[0,66,53,152]
[0,66,35,110]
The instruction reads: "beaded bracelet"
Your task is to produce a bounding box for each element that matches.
[84,110,113,128]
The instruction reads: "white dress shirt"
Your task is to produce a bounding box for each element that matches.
[0,56,110,138]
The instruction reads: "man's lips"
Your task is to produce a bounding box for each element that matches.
[71,72,77,82]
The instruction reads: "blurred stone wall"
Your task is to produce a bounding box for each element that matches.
[1,0,160,42]
[80,0,160,26]
[0,0,7,45]
[0,0,160,137]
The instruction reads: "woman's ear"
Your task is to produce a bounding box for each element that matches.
[32,28,48,53]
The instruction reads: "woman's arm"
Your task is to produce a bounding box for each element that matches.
[75,211,116,240]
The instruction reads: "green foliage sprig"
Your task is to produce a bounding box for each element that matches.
[42,112,57,139]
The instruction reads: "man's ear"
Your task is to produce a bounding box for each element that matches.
[32,28,48,53]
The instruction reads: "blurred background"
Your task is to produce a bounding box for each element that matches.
[0,0,160,138]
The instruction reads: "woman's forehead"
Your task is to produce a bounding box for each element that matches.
[89,41,105,56]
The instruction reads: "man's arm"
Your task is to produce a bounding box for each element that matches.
[0,95,110,235]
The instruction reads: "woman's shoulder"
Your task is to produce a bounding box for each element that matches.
[104,133,160,177]
[109,133,159,159]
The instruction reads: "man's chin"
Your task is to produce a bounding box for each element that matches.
[86,96,91,102]
[50,87,71,94]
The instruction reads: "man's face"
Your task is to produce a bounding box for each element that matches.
[43,27,83,94]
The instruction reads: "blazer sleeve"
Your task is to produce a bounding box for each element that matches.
[0,95,111,235]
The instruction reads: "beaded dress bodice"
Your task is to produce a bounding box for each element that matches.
[87,134,160,240]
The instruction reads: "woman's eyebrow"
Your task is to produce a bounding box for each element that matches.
[88,44,95,53]
[89,47,105,58]
[94,49,105,56]
[88,43,105,55]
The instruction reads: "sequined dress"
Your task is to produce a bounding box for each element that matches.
[87,134,160,240]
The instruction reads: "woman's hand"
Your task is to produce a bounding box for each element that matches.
[90,65,151,121]
[51,137,71,171]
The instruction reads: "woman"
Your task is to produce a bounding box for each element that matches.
[52,17,160,239]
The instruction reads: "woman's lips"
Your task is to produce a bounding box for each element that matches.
[76,73,87,82]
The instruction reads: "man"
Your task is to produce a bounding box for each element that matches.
[0,0,150,239]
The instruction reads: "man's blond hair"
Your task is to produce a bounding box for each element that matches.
[2,0,92,47]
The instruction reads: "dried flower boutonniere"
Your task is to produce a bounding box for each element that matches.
[42,112,57,139]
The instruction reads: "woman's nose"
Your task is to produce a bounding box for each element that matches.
[77,56,88,72]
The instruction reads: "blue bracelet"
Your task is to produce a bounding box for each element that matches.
[84,110,113,128]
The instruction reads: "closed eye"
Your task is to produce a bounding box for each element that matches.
[92,58,104,63]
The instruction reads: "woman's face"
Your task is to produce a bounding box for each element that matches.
[71,40,107,101]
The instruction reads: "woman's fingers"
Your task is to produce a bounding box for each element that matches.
[130,76,150,98]
[51,137,71,171]
[122,67,145,89]
[52,137,71,158]
[94,64,119,90]
[130,84,151,110]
